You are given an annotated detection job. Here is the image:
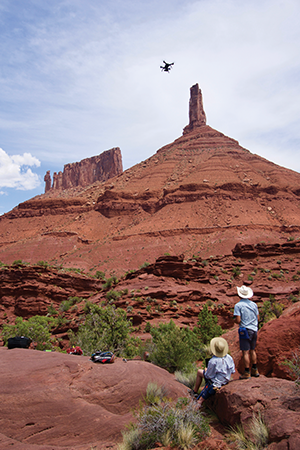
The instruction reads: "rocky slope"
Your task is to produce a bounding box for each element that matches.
[1,241,300,380]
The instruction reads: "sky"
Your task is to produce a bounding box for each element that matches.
[0,0,300,215]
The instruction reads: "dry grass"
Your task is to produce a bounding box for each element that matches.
[228,412,268,450]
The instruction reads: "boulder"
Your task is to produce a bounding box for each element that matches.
[208,376,300,449]
[0,347,187,449]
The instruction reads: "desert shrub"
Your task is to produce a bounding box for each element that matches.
[145,382,167,405]
[119,397,209,450]
[289,292,300,302]
[282,347,300,386]
[175,364,198,389]
[144,321,151,332]
[102,276,118,289]
[95,270,105,280]
[47,303,58,315]
[59,296,82,312]
[69,303,141,357]
[12,259,24,266]
[259,300,283,328]
[195,304,223,345]
[232,266,241,277]
[106,289,122,302]
[228,412,268,449]
[1,316,56,350]
[36,260,49,267]
[59,299,73,312]
[149,320,202,373]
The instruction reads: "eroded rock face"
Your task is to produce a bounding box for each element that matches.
[44,147,123,193]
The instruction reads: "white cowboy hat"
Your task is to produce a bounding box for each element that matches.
[210,337,229,358]
[237,285,253,299]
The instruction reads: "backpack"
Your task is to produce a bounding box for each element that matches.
[90,351,115,364]
[7,336,31,349]
[67,346,83,355]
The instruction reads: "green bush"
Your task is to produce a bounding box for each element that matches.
[145,322,151,332]
[69,303,141,357]
[102,276,118,289]
[47,303,58,315]
[232,266,241,277]
[195,304,223,345]
[149,320,202,373]
[1,316,56,350]
[12,259,23,266]
[95,270,105,280]
[106,289,122,302]
[259,300,284,328]
[37,260,49,267]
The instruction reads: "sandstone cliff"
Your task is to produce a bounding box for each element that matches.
[44,147,123,193]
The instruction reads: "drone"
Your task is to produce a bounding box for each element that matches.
[160,60,174,72]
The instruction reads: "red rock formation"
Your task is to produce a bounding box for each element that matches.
[208,376,300,449]
[0,348,186,449]
[44,170,51,192]
[52,171,63,190]
[44,147,123,193]
[1,83,300,278]
[183,83,207,134]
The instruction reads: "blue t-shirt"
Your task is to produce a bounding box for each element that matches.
[233,299,259,331]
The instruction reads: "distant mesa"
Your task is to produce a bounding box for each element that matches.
[44,147,123,193]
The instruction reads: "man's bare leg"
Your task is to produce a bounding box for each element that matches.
[194,369,205,393]
[250,349,257,365]
[242,350,250,370]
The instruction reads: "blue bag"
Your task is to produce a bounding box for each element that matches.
[238,327,250,339]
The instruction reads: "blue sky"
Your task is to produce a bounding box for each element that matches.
[1,0,300,214]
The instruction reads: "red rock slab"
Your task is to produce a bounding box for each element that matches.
[254,303,300,378]
[208,376,300,449]
[0,348,187,449]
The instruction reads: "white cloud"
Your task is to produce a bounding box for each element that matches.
[0,148,41,190]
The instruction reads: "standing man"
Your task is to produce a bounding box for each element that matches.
[234,285,259,379]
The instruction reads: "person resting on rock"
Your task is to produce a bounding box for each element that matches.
[234,285,259,379]
[189,337,235,407]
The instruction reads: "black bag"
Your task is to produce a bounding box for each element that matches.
[90,351,115,364]
[7,336,31,349]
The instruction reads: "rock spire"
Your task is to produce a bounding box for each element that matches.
[183,83,206,134]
